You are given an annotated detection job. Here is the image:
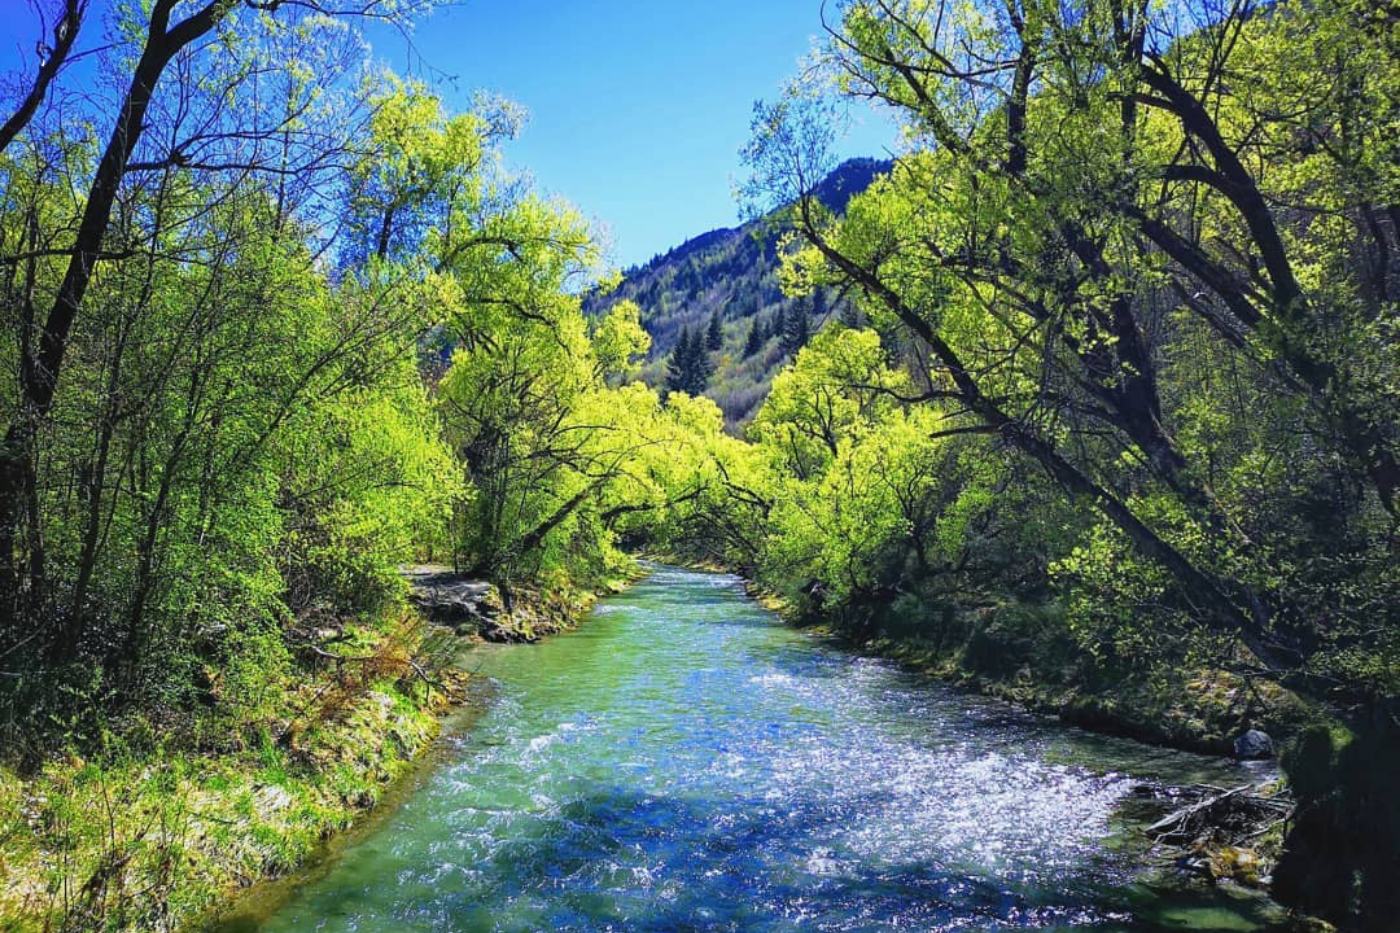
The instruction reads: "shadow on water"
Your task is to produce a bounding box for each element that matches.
[446,787,1108,932]
[214,567,1289,933]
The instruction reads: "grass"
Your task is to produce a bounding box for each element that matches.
[0,677,442,933]
[0,616,454,933]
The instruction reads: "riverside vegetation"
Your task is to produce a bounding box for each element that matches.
[0,0,1396,931]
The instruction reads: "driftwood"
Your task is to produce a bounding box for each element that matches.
[1146,783,1293,847]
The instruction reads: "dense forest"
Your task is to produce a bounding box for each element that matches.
[1,0,1396,930]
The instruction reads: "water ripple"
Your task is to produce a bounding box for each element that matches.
[241,568,1279,933]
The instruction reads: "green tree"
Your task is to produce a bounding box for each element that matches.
[743,320,764,357]
[0,2,479,750]
[781,299,810,356]
[0,0,439,651]
[665,327,696,395]
[706,309,724,351]
[665,326,714,397]
[744,1,1399,924]
[746,0,1397,703]
[592,300,651,380]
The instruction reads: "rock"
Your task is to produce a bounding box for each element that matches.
[1212,845,1261,884]
[1233,729,1274,760]
[404,570,502,630]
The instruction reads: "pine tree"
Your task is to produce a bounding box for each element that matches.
[743,321,763,357]
[792,308,810,352]
[665,327,694,394]
[706,310,724,351]
[782,299,810,356]
[689,325,715,393]
[664,326,714,396]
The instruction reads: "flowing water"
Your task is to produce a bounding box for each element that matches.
[221,566,1283,933]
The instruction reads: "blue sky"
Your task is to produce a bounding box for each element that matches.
[0,0,895,269]
[371,1,895,268]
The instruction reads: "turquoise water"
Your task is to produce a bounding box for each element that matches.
[225,567,1281,932]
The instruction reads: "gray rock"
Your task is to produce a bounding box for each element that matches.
[1233,729,1274,760]
[403,569,502,629]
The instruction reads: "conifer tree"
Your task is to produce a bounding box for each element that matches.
[707,310,724,351]
[782,300,810,356]
[664,326,713,396]
[690,325,715,392]
[665,326,695,394]
[743,320,763,357]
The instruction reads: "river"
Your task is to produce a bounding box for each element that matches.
[218,566,1283,932]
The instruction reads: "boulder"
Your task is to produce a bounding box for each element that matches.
[403,570,502,632]
[1233,729,1274,760]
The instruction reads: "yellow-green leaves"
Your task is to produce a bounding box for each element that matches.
[592,300,651,380]
[752,326,908,477]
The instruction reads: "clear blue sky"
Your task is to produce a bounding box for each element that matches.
[0,0,895,269]
[376,1,895,268]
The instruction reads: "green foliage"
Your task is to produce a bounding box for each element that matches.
[732,0,1400,702]
[429,183,648,582]
[0,6,536,763]
[591,300,651,381]
[714,326,1023,628]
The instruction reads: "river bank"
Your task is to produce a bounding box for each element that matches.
[739,582,1312,759]
[0,570,637,933]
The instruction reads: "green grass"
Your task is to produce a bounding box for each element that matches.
[0,675,442,933]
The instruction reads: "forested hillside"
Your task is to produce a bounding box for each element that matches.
[583,158,889,424]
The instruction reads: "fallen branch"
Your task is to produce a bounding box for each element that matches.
[407,658,451,696]
[1146,783,1292,847]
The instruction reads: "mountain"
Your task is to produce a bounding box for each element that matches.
[583,157,891,427]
